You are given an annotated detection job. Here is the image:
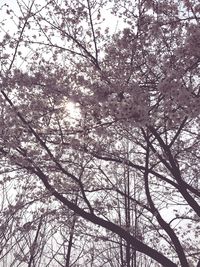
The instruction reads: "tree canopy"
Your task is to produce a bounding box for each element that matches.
[0,0,200,266]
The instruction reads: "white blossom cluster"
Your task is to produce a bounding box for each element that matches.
[158,78,200,120]
[102,92,149,125]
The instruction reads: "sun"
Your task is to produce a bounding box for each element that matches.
[65,101,81,120]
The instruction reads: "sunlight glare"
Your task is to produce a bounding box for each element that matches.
[65,101,80,119]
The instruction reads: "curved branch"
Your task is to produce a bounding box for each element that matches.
[143,136,189,267]
[86,0,99,65]
[1,90,94,214]
[148,126,200,217]
[31,165,177,267]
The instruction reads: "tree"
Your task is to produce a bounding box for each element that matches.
[0,0,200,266]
